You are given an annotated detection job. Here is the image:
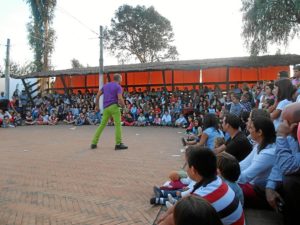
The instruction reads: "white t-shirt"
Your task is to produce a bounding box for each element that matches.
[296,95,300,103]
[273,99,292,130]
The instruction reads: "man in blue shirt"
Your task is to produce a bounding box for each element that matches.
[266,103,300,225]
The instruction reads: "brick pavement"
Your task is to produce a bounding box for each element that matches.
[0,126,185,225]
[0,126,284,225]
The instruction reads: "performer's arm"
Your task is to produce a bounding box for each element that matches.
[118,93,125,108]
[95,90,103,111]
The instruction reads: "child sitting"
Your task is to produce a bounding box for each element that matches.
[159,171,187,191]
[173,196,222,225]
[216,152,244,206]
[150,148,196,206]
[25,111,35,125]
[157,146,245,225]
[181,119,202,146]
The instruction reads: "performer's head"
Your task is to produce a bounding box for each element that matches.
[114,73,122,83]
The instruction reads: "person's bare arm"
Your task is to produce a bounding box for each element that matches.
[198,132,208,146]
[270,109,281,120]
[214,144,226,154]
[95,90,103,111]
[118,93,125,107]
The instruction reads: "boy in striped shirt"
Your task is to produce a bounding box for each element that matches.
[158,146,245,225]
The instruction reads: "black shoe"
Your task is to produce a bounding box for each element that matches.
[181,137,187,146]
[90,144,97,149]
[150,197,157,205]
[115,143,128,150]
[153,186,163,198]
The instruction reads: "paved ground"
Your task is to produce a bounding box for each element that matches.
[0,126,283,225]
[0,126,185,225]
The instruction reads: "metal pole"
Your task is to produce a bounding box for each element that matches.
[99,26,104,112]
[4,38,10,99]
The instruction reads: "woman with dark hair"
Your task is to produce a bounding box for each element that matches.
[271,78,294,130]
[173,196,222,225]
[238,116,276,208]
[198,113,224,149]
[258,83,275,109]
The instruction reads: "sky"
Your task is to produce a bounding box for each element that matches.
[1,0,300,71]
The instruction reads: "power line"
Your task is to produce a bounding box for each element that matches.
[56,5,99,37]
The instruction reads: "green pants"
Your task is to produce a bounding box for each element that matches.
[91,104,122,145]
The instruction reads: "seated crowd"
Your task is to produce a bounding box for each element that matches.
[1,66,300,225]
[151,68,300,225]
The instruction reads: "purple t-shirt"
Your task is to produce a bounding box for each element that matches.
[101,82,122,108]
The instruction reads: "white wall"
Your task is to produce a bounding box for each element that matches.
[0,77,37,99]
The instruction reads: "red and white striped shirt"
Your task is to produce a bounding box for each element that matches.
[192,176,245,225]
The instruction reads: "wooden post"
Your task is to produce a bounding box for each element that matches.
[60,76,71,103]
[84,75,87,93]
[171,70,175,92]
[162,70,166,91]
[125,73,128,91]
[21,79,35,106]
[106,73,111,82]
[226,67,230,93]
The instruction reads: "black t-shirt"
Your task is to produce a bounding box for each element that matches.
[225,131,252,162]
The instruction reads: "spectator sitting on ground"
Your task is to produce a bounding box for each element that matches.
[1,114,15,128]
[63,111,75,125]
[161,111,172,126]
[12,112,22,126]
[230,93,242,117]
[25,111,35,125]
[181,119,203,146]
[150,147,196,206]
[174,114,187,127]
[36,112,48,125]
[240,92,252,112]
[271,78,294,130]
[266,102,300,225]
[135,113,147,126]
[75,112,87,126]
[238,116,276,209]
[172,196,223,225]
[48,113,59,125]
[215,113,252,162]
[87,110,100,125]
[157,146,245,225]
[198,113,224,150]
[153,114,162,126]
[122,112,134,126]
[259,83,275,109]
[217,152,244,206]
[185,116,194,133]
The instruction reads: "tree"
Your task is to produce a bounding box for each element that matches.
[0,65,3,78]
[71,58,84,68]
[25,0,57,71]
[104,4,178,63]
[9,61,37,77]
[241,0,300,55]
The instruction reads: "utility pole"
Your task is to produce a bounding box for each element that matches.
[4,38,10,99]
[99,25,104,112]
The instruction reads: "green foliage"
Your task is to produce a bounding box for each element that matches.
[9,61,37,76]
[71,58,84,68]
[25,0,57,71]
[241,0,300,55]
[104,4,178,63]
[0,65,3,78]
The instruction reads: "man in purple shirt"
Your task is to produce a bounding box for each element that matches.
[91,73,128,150]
